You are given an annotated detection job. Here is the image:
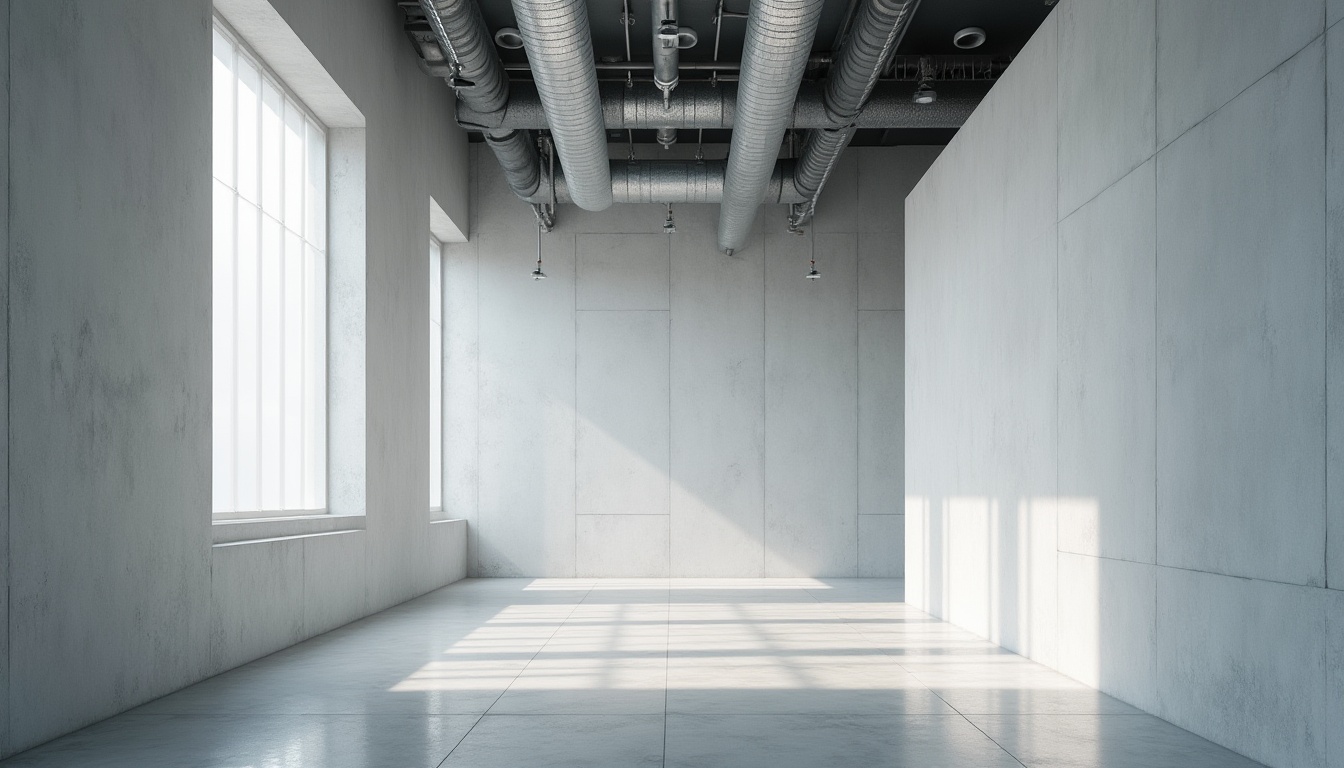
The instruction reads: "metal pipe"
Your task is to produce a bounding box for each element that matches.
[516,160,807,204]
[512,0,614,210]
[455,80,987,131]
[652,0,681,107]
[717,0,825,252]
[505,61,741,72]
[418,0,542,202]
[793,0,920,226]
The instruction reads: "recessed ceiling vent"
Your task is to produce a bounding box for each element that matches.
[952,27,986,49]
[494,27,524,49]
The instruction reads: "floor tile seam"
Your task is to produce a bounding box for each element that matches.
[663,712,971,718]
[771,592,918,692]
[892,670,1031,768]
[797,600,919,670]
[439,584,597,767]
[123,711,525,719]
[958,715,1031,768]
[956,712,1153,717]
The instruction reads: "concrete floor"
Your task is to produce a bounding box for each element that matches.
[0,578,1263,767]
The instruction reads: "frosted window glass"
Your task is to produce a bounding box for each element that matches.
[236,56,260,205]
[212,19,327,516]
[212,180,236,514]
[212,29,235,187]
[430,240,443,512]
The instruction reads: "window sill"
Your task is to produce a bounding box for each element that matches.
[212,512,366,545]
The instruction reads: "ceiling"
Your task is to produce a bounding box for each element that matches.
[449,0,1056,147]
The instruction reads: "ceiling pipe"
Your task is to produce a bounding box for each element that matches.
[454,80,988,132]
[511,0,614,211]
[418,0,544,207]
[514,160,807,205]
[791,0,920,229]
[717,0,826,254]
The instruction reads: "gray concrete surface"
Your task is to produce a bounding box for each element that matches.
[906,2,1344,766]
[1,0,468,757]
[0,578,1271,768]
[447,144,938,578]
[0,3,9,757]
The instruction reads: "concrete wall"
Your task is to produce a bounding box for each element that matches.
[445,143,936,577]
[0,2,9,757]
[2,0,468,757]
[905,2,1344,767]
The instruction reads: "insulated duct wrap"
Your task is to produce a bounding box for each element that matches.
[453,81,989,132]
[717,0,825,252]
[419,0,509,113]
[484,130,542,200]
[794,0,920,217]
[418,0,542,202]
[523,161,807,205]
[511,0,614,211]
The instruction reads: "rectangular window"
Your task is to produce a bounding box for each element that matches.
[213,19,327,517]
[430,238,444,514]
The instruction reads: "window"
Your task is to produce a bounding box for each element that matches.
[430,238,444,514]
[212,19,327,518]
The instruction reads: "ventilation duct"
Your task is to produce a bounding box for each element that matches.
[511,0,614,211]
[717,0,825,253]
[418,0,542,201]
[453,80,989,132]
[792,0,920,226]
[520,160,807,205]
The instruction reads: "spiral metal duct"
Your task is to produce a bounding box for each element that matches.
[526,160,807,205]
[511,0,614,211]
[418,0,543,201]
[452,80,989,132]
[792,0,920,222]
[717,0,825,253]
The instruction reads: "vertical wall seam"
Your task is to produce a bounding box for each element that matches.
[1323,24,1331,591]
[573,234,578,577]
[4,0,10,749]
[854,232,861,576]
[1052,5,1062,664]
[473,233,480,577]
[3,0,9,748]
[761,232,768,577]
[1152,0,1161,574]
[666,235,672,576]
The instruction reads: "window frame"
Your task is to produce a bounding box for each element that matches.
[212,14,330,521]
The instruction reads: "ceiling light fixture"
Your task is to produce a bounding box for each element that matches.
[532,222,547,280]
[953,27,986,50]
[806,229,820,280]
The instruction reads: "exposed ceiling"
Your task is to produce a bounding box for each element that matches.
[412,0,1055,147]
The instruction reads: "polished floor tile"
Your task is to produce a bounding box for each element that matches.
[0,578,1266,767]
[664,714,1022,768]
[970,714,1267,767]
[0,714,477,768]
